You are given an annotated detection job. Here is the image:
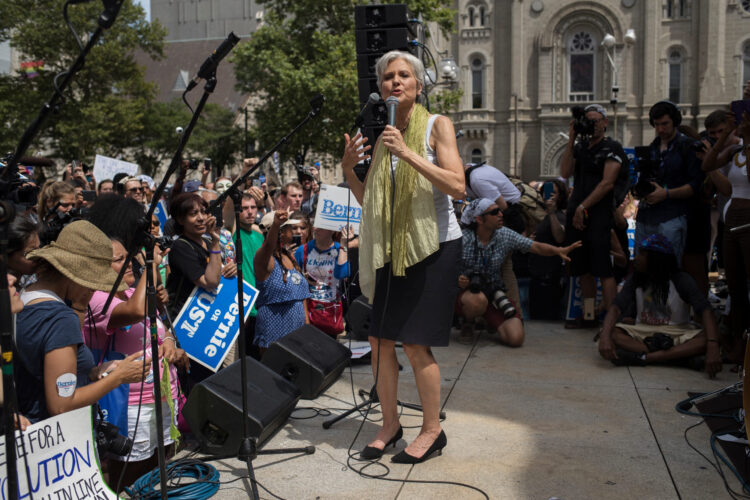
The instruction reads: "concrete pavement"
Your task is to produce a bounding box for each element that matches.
[189,320,741,500]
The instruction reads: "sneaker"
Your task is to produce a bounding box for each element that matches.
[458,323,475,345]
[611,348,647,367]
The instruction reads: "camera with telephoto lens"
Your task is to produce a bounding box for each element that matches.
[94,414,132,456]
[188,159,200,170]
[691,133,716,153]
[468,272,485,294]
[155,235,176,251]
[631,146,658,200]
[571,106,596,137]
[492,289,517,319]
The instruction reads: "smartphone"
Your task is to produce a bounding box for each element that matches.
[81,190,96,202]
[543,181,555,201]
[731,99,750,125]
[71,160,78,169]
[252,178,261,187]
[292,234,302,246]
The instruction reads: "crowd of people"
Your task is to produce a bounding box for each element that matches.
[2,49,748,479]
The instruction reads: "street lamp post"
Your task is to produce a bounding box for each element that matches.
[601,29,636,141]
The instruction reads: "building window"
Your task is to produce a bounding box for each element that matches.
[568,31,595,102]
[471,57,484,109]
[471,148,483,164]
[479,6,486,26]
[468,6,475,27]
[665,0,690,19]
[743,43,750,89]
[668,50,682,103]
[741,0,750,13]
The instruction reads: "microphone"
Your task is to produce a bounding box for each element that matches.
[309,93,325,116]
[385,96,399,127]
[186,32,240,91]
[350,93,381,133]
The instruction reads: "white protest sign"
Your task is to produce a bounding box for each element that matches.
[0,406,117,499]
[93,154,138,183]
[313,184,361,234]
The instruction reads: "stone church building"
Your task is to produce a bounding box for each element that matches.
[438,0,750,180]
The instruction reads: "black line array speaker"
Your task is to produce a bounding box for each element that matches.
[182,357,301,456]
[261,325,352,399]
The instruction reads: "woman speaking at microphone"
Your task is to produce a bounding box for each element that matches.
[341,50,464,464]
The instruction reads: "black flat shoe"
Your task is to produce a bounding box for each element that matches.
[391,430,447,464]
[360,426,403,460]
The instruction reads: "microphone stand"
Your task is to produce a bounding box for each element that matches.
[1,1,122,179]
[0,3,123,499]
[102,75,218,500]
[201,96,323,500]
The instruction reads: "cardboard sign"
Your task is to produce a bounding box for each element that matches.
[92,155,138,184]
[0,406,117,500]
[566,277,603,321]
[172,276,258,372]
[313,184,361,234]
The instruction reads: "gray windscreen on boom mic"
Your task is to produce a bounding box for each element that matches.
[385,96,399,127]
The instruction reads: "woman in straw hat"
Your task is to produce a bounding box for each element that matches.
[341,50,464,463]
[15,220,146,423]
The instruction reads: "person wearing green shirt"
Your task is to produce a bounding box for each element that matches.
[236,192,264,358]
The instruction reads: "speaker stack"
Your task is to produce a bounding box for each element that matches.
[354,3,417,180]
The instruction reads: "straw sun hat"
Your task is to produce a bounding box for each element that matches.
[27,220,127,292]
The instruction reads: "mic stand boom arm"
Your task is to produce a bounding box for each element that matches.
[208,94,325,215]
[2,1,123,180]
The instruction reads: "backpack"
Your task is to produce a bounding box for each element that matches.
[509,177,547,232]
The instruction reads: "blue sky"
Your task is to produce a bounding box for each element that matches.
[135,0,150,21]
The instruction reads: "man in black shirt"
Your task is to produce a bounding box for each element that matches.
[560,104,625,327]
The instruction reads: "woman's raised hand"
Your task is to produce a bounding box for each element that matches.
[342,132,371,172]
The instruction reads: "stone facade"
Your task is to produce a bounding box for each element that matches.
[441,0,750,181]
[151,0,262,41]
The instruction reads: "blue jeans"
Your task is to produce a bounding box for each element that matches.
[634,215,687,265]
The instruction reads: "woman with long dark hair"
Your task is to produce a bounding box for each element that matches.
[341,50,465,463]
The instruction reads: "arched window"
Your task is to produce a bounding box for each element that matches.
[479,6,486,26]
[471,148,483,164]
[468,6,475,27]
[568,31,595,101]
[743,42,750,91]
[668,50,682,103]
[471,57,484,109]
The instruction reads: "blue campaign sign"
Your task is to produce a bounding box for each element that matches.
[624,147,638,186]
[153,199,168,231]
[627,218,636,260]
[172,276,258,372]
[566,277,603,321]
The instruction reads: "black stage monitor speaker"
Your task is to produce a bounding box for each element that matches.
[347,295,373,341]
[262,325,352,399]
[182,358,301,456]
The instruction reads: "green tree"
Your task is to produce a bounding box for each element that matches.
[232,0,455,169]
[0,0,166,165]
[189,103,243,177]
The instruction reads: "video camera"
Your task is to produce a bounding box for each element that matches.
[0,155,40,209]
[39,206,83,246]
[570,106,597,137]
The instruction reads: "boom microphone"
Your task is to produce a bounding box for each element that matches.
[186,32,241,91]
[385,96,399,127]
[350,92,381,134]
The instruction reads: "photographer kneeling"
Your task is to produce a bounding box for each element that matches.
[456,199,581,346]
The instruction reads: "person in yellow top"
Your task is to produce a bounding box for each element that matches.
[342,50,464,464]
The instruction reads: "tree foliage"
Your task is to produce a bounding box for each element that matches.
[0,0,166,165]
[232,0,455,170]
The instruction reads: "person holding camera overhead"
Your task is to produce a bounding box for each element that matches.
[634,101,702,265]
[456,198,581,346]
[560,103,627,328]
[37,180,77,245]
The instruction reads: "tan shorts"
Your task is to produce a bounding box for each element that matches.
[616,322,703,346]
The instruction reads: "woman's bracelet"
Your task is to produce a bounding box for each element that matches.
[164,336,176,344]
[210,249,222,255]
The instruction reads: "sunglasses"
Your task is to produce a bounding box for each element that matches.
[128,187,144,193]
[151,220,160,227]
[482,208,501,216]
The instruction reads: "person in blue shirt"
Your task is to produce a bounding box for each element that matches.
[295,225,352,336]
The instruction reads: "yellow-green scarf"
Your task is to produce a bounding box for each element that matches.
[359,104,439,302]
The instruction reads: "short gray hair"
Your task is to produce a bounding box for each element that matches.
[375,50,425,93]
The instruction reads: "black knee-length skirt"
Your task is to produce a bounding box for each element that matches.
[370,238,462,347]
